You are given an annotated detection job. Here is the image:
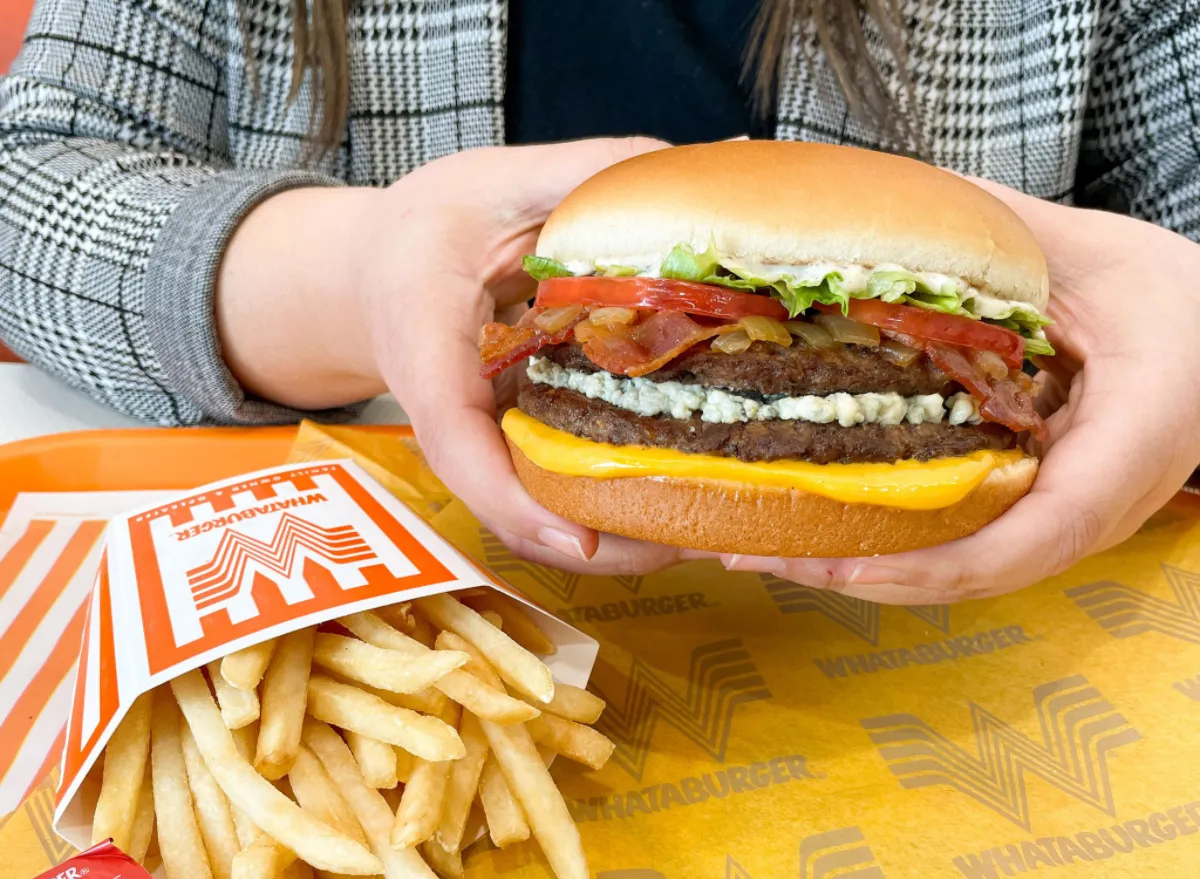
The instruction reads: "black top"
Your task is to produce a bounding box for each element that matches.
[504,0,773,145]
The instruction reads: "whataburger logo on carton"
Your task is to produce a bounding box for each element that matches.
[52,459,598,844]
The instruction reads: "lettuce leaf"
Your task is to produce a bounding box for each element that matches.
[867,270,917,303]
[596,264,639,277]
[1023,337,1055,357]
[659,244,851,316]
[522,255,572,281]
[520,246,1054,358]
[659,242,721,281]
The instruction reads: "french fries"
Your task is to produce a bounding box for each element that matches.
[231,834,296,879]
[414,595,554,703]
[372,602,415,634]
[390,758,451,850]
[343,675,447,716]
[210,661,261,729]
[480,719,588,879]
[526,713,615,771]
[446,629,588,877]
[478,757,529,847]
[222,640,277,692]
[128,771,156,862]
[306,675,464,762]
[228,723,261,848]
[150,689,214,879]
[283,860,316,879]
[391,704,459,849]
[314,633,468,695]
[256,630,316,780]
[526,683,606,725]
[419,839,463,879]
[302,718,438,879]
[435,711,489,853]
[346,732,399,790]
[92,692,152,850]
[393,747,415,784]
[341,612,537,724]
[289,746,367,845]
[182,724,242,879]
[465,592,558,656]
[88,592,606,879]
[170,669,383,875]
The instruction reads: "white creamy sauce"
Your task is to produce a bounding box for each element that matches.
[528,358,983,427]
[562,253,1047,323]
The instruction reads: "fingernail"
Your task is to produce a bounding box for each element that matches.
[537,527,589,562]
[849,563,907,585]
[722,554,783,575]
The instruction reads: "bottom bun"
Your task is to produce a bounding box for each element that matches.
[508,441,1038,557]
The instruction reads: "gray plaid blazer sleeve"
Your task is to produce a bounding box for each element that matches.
[1077,1,1200,241]
[0,0,352,425]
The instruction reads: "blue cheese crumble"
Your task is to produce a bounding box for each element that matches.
[527,357,983,427]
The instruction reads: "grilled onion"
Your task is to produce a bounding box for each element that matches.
[974,349,1009,380]
[712,329,754,355]
[588,306,638,328]
[812,313,880,347]
[738,315,792,347]
[533,303,584,333]
[784,321,837,349]
[877,338,921,367]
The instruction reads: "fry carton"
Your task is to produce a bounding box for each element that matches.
[51,459,598,847]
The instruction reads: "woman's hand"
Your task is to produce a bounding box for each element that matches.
[218,139,686,573]
[353,139,705,573]
[724,182,1200,603]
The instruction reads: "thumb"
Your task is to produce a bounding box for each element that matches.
[385,286,601,564]
[484,137,671,223]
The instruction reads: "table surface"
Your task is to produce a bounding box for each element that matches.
[0,363,409,444]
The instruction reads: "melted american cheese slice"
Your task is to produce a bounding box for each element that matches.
[502,409,1024,511]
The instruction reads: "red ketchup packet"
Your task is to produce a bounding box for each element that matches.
[32,841,152,879]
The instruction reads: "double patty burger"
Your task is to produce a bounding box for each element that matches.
[479,142,1051,557]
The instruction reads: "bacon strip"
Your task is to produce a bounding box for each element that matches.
[481,309,1047,440]
[887,331,1047,440]
[576,311,739,378]
[478,308,582,379]
[480,308,736,379]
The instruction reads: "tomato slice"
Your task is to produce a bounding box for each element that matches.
[815,299,1025,369]
[536,276,788,321]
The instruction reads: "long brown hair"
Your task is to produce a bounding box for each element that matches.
[290,0,920,158]
[743,0,924,155]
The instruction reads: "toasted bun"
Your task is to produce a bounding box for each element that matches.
[538,141,1048,310]
[509,440,1037,557]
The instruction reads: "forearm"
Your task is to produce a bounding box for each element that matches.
[1,1,364,425]
[216,186,388,410]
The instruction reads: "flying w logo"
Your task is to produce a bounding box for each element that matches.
[761,576,951,644]
[1065,565,1200,644]
[479,529,642,601]
[863,675,1140,830]
[187,513,377,613]
[593,639,771,781]
[799,827,886,879]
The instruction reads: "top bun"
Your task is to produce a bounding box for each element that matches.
[537,141,1049,310]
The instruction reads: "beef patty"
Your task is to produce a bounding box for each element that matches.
[543,339,955,397]
[519,383,1015,465]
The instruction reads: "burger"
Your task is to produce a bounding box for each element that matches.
[478,142,1051,557]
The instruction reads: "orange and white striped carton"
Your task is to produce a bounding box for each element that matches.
[51,458,598,847]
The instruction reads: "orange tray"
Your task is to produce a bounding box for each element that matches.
[0,425,413,519]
